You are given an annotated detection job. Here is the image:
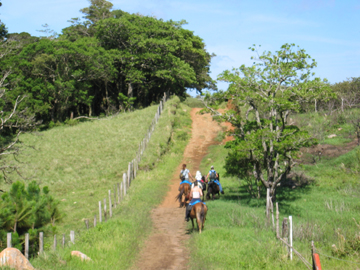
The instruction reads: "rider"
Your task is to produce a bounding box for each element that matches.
[206,165,224,194]
[193,171,205,191]
[185,180,203,222]
[179,164,193,186]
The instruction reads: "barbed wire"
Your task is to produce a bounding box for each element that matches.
[316,250,360,265]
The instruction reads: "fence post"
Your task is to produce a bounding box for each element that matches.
[70,231,75,244]
[109,190,112,218]
[120,182,123,201]
[53,234,57,251]
[117,183,120,204]
[123,173,127,196]
[104,198,107,221]
[276,202,279,239]
[128,163,131,187]
[114,184,117,208]
[94,214,97,227]
[289,215,293,260]
[99,201,102,223]
[25,233,29,259]
[62,234,65,248]
[84,219,89,229]
[39,232,44,254]
[7,232,11,248]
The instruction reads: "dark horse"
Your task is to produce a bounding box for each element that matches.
[176,183,191,207]
[189,202,208,233]
[206,173,220,200]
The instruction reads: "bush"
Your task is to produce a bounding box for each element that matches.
[0,181,63,255]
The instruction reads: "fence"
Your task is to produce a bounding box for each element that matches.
[266,189,322,269]
[4,93,169,258]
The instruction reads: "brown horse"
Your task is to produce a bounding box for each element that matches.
[189,202,207,233]
[176,183,191,207]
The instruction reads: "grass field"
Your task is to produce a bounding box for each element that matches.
[188,109,360,269]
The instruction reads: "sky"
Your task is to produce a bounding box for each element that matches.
[1,0,359,95]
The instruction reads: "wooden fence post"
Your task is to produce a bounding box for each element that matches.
[123,173,127,196]
[289,215,293,260]
[117,183,120,204]
[276,202,279,239]
[282,217,288,238]
[109,190,112,218]
[7,232,11,248]
[94,215,97,227]
[128,163,131,187]
[53,234,57,250]
[62,234,65,248]
[70,231,75,244]
[25,233,29,259]
[114,184,117,208]
[104,198,107,221]
[39,232,44,254]
[99,201,102,223]
[84,219,89,229]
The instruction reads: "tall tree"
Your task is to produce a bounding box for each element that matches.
[204,44,333,201]
[96,14,215,103]
[80,0,113,23]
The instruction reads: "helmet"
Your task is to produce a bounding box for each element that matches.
[211,165,214,169]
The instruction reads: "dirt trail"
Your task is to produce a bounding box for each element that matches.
[133,108,223,270]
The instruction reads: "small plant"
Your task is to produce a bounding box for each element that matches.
[332,219,360,258]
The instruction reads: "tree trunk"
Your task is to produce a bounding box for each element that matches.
[128,83,133,98]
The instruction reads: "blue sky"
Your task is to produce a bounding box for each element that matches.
[1,0,359,95]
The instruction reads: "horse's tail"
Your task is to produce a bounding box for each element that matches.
[176,186,184,202]
[200,203,206,224]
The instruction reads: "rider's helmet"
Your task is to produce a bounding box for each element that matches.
[211,165,214,169]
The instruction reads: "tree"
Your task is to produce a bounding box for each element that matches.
[95,14,215,103]
[204,44,333,201]
[0,36,39,184]
[80,0,113,23]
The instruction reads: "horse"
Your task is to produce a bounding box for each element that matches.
[206,173,221,200]
[176,183,191,207]
[189,202,208,233]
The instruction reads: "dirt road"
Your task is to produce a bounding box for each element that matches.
[133,108,223,270]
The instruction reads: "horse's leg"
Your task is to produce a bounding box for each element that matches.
[196,210,202,233]
[191,218,194,231]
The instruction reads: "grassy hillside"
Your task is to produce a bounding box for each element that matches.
[188,110,360,269]
[1,96,193,269]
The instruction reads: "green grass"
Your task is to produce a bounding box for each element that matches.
[188,143,360,269]
[292,109,360,145]
[183,97,205,108]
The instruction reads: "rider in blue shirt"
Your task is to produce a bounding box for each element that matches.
[206,165,224,194]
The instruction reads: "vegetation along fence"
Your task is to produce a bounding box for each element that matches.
[265,188,360,269]
[4,93,169,258]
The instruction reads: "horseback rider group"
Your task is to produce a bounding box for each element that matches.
[181,164,224,222]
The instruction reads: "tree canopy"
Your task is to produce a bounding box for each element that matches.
[0,0,215,124]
